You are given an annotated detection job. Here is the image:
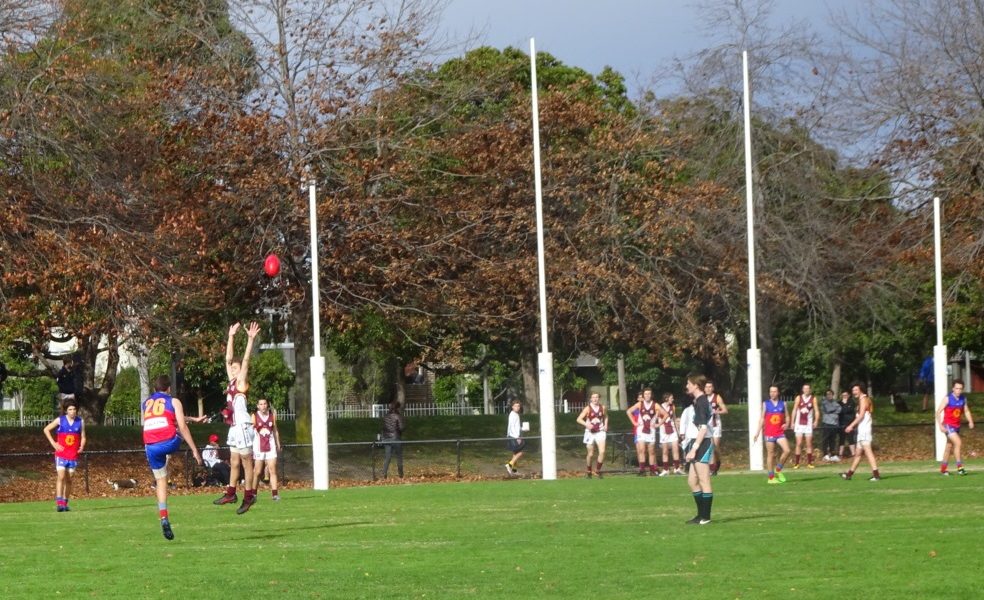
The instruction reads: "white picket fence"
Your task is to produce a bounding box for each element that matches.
[1,401,590,427]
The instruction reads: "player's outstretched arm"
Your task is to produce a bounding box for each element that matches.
[965,403,974,429]
[225,322,240,380]
[238,321,261,388]
[172,399,202,465]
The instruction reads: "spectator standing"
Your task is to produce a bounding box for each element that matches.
[838,391,857,459]
[381,401,405,479]
[820,390,841,461]
[56,357,79,401]
[504,400,525,476]
[919,356,934,411]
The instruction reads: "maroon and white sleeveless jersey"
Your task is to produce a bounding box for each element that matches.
[639,401,657,433]
[796,395,815,426]
[586,405,605,432]
[223,379,249,427]
[662,402,676,434]
[254,410,275,453]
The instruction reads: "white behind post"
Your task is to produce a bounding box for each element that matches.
[529,38,557,480]
[742,51,763,471]
[932,196,947,462]
[309,183,330,489]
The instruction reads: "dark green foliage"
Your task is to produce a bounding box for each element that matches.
[248,350,295,412]
[105,367,140,416]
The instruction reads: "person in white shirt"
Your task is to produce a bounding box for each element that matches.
[504,400,525,476]
[202,433,230,486]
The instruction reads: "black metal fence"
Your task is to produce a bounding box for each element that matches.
[2,423,964,496]
[0,431,659,494]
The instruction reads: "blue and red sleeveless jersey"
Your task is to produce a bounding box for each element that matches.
[763,399,786,437]
[142,392,177,445]
[56,416,83,460]
[943,393,966,427]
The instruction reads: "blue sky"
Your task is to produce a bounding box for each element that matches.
[440,0,859,94]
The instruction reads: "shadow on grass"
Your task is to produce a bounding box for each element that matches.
[232,521,372,541]
[709,513,776,524]
[82,503,146,512]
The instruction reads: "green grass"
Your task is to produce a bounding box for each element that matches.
[2,462,982,599]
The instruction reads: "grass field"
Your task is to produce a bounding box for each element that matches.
[2,460,981,599]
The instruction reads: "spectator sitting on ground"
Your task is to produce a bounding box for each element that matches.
[202,433,231,486]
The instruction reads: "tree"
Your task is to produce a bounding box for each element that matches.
[655,0,917,393]
[219,0,450,440]
[831,0,984,355]
[307,46,745,411]
[0,0,264,421]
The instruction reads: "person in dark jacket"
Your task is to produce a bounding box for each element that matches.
[821,389,841,461]
[837,390,857,458]
[0,360,7,399]
[380,401,405,478]
[56,357,79,400]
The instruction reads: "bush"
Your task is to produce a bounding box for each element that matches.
[5,376,58,414]
[433,374,482,407]
[106,367,141,416]
[248,350,295,412]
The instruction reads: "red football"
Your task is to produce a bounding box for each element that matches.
[263,253,281,277]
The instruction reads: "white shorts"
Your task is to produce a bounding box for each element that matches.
[253,448,278,461]
[227,423,255,451]
[583,430,607,445]
[794,424,814,436]
[659,429,678,444]
[636,428,656,445]
[711,424,723,439]
[856,422,873,444]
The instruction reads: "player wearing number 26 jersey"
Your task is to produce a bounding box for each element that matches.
[142,375,201,541]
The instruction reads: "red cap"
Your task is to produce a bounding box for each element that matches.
[208,434,219,443]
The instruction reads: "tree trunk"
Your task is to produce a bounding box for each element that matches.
[292,310,313,445]
[616,355,628,410]
[520,353,539,414]
[393,359,406,407]
[829,355,843,395]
